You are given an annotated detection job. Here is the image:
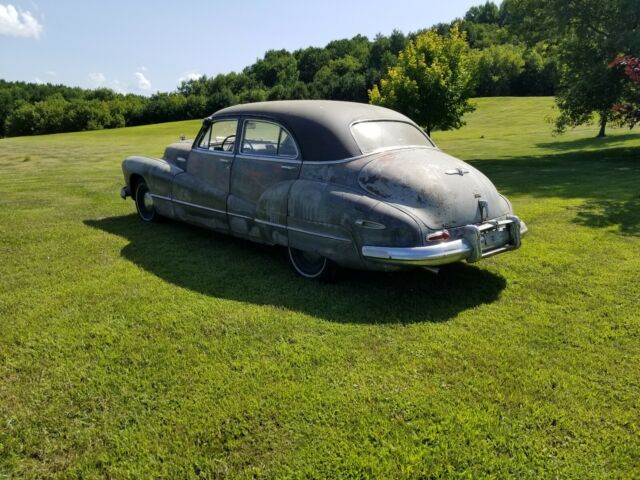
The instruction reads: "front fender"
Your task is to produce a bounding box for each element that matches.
[122,156,182,200]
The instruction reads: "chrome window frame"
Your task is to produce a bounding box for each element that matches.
[238,118,301,161]
[301,145,436,165]
[349,119,435,155]
[193,117,240,156]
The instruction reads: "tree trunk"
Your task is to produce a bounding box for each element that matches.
[426,125,432,137]
[597,112,607,137]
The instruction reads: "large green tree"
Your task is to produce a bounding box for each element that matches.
[368,25,475,136]
[545,0,640,136]
[245,50,299,89]
[312,56,368,102]
[474,43,525,96]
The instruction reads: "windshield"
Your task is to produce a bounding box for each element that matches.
[351,121,433,154]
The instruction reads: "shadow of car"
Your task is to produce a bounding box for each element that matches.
[85,215,507,324]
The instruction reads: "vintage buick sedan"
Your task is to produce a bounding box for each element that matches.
[120,100,526,279]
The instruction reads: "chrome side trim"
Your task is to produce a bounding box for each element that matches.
[150,193,172,202]
[152,195,226,215]
[228,211,253,220]
[173,199,224,215]
[193,147,236,157]
[255,218,286,229]
[302,145,435,165]
[235,153,302,165]
[255,218,351,243]
[150,194,352,243]
[287,225,351,243]
[301,156,363,166]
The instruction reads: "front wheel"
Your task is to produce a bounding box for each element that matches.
[287,247,338,281]
[134,180,160,222]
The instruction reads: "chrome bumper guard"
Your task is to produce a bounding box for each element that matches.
[362,215,527,267]
[120,186,131,199]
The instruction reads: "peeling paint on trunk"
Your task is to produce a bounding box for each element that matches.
[357,149,511,229]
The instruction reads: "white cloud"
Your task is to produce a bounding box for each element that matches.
[88,72,106,87]
[177,72,204,85]
[111,79,125,93]
[85,71,153,94]
[134,71,151,91]
[0,4,42,39]
[45,70,56,77]
[33,76,43,84]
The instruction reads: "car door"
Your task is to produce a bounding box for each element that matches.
[227,119,301,241]
[171,118,238,232]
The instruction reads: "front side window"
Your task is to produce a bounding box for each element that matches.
[351,121,433,154]
[198,119,238,152]
[241,120,299,158]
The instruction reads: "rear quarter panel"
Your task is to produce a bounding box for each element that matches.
[287,179,422,270]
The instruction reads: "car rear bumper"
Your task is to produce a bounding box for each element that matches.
[361,215,527,267]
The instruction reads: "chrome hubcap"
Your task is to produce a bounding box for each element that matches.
[143,192,154,210]
[289,247,327,278]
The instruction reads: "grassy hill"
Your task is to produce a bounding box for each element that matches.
[1,97,639,478]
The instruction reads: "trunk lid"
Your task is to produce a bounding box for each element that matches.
[358,148,510,229]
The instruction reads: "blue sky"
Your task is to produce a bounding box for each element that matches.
[0,0,483,94]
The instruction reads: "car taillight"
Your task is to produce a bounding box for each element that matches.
[427,230,450,242]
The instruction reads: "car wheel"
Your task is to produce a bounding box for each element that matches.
[287,247,338,281]
[134,180,160,222]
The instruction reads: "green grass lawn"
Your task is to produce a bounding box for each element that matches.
[1,97,639,479]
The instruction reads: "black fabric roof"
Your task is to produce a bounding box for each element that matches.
[211,100,415,161]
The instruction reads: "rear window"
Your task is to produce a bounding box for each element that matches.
[351,121,432,154]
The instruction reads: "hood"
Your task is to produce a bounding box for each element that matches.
[162,141,192,167]
[358,148,511,229]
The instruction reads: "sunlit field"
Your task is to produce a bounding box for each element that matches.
[1,97,639,478]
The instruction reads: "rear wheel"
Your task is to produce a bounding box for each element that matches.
[134,180,160,222]
[287,247,338,281]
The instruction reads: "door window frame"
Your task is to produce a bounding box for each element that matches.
[238,118,300,161]
[193,117,241,156]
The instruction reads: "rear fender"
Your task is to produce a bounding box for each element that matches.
[287,180,422,269]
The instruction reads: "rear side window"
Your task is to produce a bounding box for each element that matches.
[198,119,238,151]
[241,120,299,158]
[351,121,432,154]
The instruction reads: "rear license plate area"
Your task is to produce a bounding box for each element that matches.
[480,226,510,250]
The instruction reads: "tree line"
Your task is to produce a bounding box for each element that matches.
[1,1,560,138]
[2,0,637,138]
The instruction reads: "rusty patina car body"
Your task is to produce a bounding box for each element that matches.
[120,100,527,279]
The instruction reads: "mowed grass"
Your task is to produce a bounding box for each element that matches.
[0,97,639,479]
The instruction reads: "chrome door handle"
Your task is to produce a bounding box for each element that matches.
[218,158,231,164]
[281,165,297,170]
